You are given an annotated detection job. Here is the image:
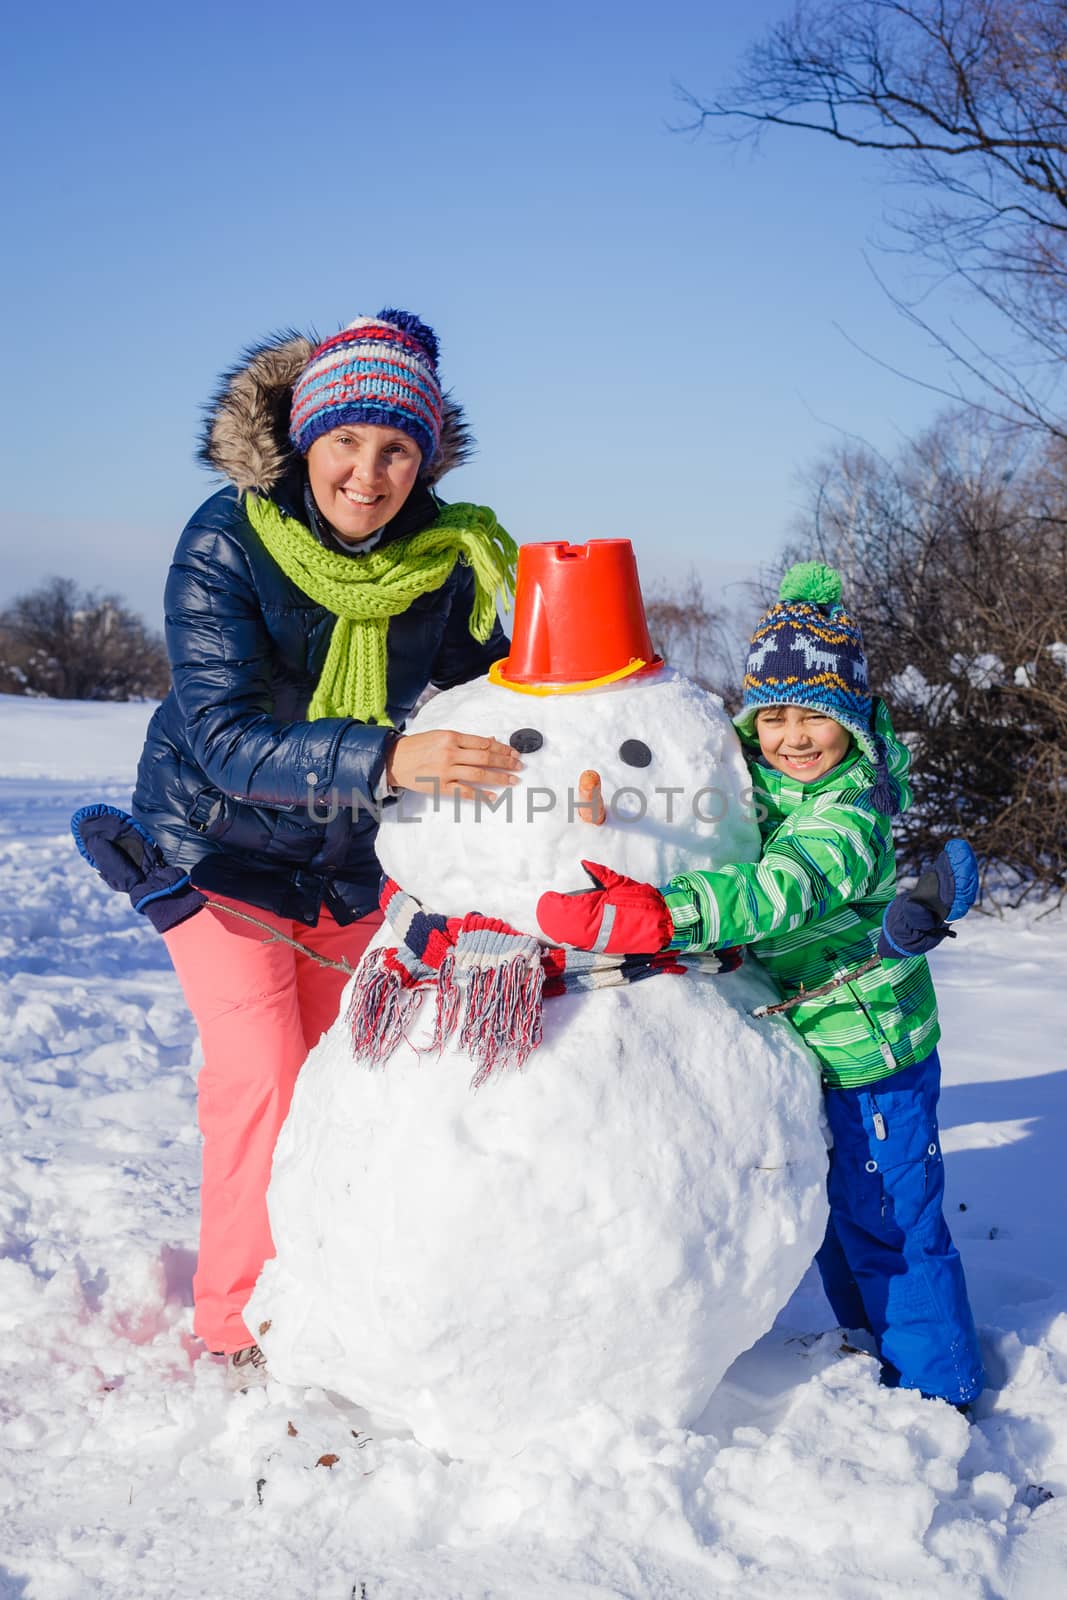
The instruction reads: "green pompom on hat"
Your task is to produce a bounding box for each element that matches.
[777,560,843,608]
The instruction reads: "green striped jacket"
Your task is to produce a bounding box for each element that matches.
[663,701,940,1089]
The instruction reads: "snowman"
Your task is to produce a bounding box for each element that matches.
[248,540,828,1459]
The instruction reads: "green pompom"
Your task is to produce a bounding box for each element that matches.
[778,560,843,607]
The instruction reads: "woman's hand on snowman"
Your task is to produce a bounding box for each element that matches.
[536,860,674,954]
[385,730,522,801]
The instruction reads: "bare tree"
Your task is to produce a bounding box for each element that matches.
[684,0,1067,435]
[0,577,171,700]
[782,409,1067,898]
[645,569,739,699]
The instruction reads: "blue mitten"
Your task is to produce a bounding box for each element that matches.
[878,838,979,959]
[71,805,205,934]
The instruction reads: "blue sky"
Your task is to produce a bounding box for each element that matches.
[1,0,983,628]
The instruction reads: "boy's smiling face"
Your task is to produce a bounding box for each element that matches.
[754,705,852,782]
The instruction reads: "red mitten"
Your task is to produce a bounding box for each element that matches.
[536,860,674,953]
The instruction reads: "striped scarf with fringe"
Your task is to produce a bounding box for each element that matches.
[347,878,742,1087]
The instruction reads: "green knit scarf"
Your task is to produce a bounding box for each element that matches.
[245,492,517,725]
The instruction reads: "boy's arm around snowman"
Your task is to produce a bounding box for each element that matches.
[538,793,888,955]
[537,800,977,961]
[662,797,889,954]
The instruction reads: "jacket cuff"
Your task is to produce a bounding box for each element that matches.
[377,730,401,802]
[332,723,395,810]
[661,883,702,952]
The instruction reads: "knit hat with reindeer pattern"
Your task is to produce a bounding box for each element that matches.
[734,562,874,757]
[734,563,904,816]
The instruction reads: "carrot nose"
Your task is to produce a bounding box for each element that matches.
[577,769,606,826]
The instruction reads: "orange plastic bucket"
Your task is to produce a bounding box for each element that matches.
[491,540,663,690]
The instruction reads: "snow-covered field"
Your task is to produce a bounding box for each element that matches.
[1,691,1064,1600]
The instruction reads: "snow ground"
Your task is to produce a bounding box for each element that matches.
[0,692,1064,1600]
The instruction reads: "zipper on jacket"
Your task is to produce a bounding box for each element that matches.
[824,941,899,1077]
[850,988,899,1074]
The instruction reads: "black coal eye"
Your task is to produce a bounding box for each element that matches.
[510,728,544,754]
[619,739,652,768]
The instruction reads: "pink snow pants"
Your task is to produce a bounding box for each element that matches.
[164,895,382,1354]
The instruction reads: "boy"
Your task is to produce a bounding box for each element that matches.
[537,562,984,1411]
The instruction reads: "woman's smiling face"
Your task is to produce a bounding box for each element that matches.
[306,423,422,543]
[754,704,851,782]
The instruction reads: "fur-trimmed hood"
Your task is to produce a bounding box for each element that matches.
[198,330,474,494]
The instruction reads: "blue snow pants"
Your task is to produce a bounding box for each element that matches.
[815,1049,984,1405]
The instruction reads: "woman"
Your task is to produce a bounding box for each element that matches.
[132,310,520,1381]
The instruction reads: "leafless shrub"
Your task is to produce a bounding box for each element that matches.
[0,577,171,701]
[781,411,1067,899]
[645,569,739,701]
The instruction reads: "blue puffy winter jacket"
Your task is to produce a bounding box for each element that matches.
[132,331,509,926]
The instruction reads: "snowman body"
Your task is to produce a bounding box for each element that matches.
[250,669,828,1458]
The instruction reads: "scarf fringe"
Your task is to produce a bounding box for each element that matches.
[347,949,425,1063]
[349,939,546,1087]
[431,951,462,1052]
[457,951,545,1087]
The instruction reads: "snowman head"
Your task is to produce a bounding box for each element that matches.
[378,541,761,932]
[377,667,761,934]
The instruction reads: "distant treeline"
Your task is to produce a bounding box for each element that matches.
[0,577,171,702]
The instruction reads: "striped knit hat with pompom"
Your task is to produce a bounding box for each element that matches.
[289,309,444,467]
[734,561,874,757]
